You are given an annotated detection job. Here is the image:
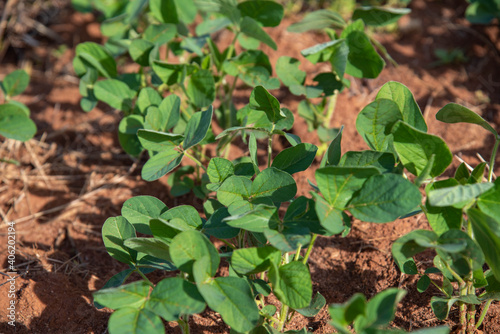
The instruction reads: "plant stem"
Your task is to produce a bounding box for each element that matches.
[268,133,274,168]
[278,304,289,332]
[303,234,318,265]
[488,138,500,182]
[135,269,154,287]
[476,299,493,329]
[178,316,190,334]
[184,151,207,171]
[323,92,338,128]
[294,245,302,261]
[225,31,240,62]
[220,238,236,250]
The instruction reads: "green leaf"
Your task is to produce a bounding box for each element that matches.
[264,226,311,252]
[425,180,463,235]
[196,17,232,35]
[339,150,395,173]
[237,0,284,27]
[468,209,500,281]
[344,30,384,78]
[207,157,234,184]
[150,0,178,23]
[129,39,154,66]
[455,163,470,184]
[376,81,427,132]
[316,166,380,208]
[224,204,280,233]
[94,281,150,310]
[1,69,29,97]
[102,216,137,265]
[143,24,177,45]
[436,103,498,137]
[223,50,273,77]
[121,196,167,235]
[249,86,284,123]
[142,149,183,181]
[276,56,306,95]
[74,42,117,78]
[469,162,487,184]
[392,121,452,177]
[152,61,196,85]
[183,105,213,150]
[195,276,260,333]
[94,79,136,112]
[231,245,280,275]
[478,184,500,218]
[356,99,402,152]
[352,6,411,27]
[312,194,346,235]
[417,275,431,293]
[203,207,240,239]
[269,261,312,309]
[296,292,326,317]
[94,269,134,309]
[137,129,183,151]
[0,104,36,141]
[272,143,318,175]
[287,9,346,32]
[251,167,297,202]
[118,115,144,156]
[146,277,205,321]
[240,16,277,50]
[170,230,219,277]
[431,295,481,321]
[161,205,203,230]
[428,183,494,207]
[136,87,162,115]
[124,237,171,261]
[348,174,422,223]
[146,94,181,132]
[392,230,437,274]
[321,126,343,167]
[149,218,183,244]
[360,288,406,328]
[187,70,216,108]
[217,175,253,206]
[108,307,164,334]
[329,293,366,332]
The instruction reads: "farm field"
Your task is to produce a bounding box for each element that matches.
[0,0,500,333]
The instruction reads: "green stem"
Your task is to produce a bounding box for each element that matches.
[488,138,500,182]
[476,299,493,329]
[440,255,466,286]
[294,245,302,261]
[278,304,289,332]
[178,317,190,334]
[323,92,338,128]
[268,133,274,168]
[225,31,240,62]
[369,35,398,67]
[303,234,318,265]
[184,151,207,171]
[136,269,154,287]
[220,238,236,250]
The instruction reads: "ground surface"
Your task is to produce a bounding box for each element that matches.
[0,0,500,333]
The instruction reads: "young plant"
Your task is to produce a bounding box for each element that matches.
[345,80,500,333]
[329,288,449,334]
[390,103,500,333]
[0,69,37,144]
[95,85,451,333]
[72,0,289,196]
[278,4,410,144]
